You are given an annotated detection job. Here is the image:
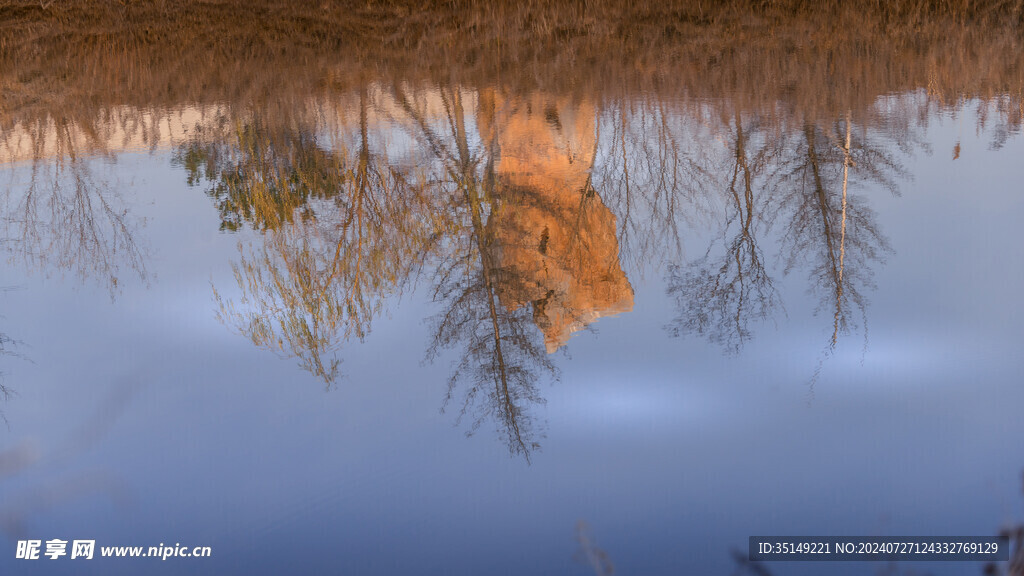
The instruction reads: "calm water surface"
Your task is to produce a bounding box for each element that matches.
[1,31,1023,576]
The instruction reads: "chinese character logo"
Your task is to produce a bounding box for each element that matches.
[44,539,68,559]
[71,540,96,560]
[15,540,41,560]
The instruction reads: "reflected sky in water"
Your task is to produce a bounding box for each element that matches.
[1,19,1024,576]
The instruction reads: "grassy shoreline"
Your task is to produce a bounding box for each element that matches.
[1,1,1022,126]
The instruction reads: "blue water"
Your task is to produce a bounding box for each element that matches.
[1,93,1022,576]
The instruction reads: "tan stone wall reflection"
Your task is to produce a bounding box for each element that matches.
[0,106,234,165]
[479,90,634,353]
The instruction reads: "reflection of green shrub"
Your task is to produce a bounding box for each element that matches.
[174,125,344,232]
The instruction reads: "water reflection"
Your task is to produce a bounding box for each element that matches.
[666,110,781,352]
[666,105,913,358]
[0,118,149,295]
[184,84,920,454]
[3,86,1020,455]
[0,320,17,407]
[575,521,615,576]
[1,17,1022,457]
[476,90,634,354]
[401,86,557,459]
[0,384,132,539]
[183,91,429,383]
[178,86,645,457]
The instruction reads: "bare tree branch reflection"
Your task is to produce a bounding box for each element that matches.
[0,117,149,296]
[667,109,781,351]
[200,92,431,385]
[770,116,899,350]
[403,86,555,460]
[0,329,12,403]
[594,97,712,271]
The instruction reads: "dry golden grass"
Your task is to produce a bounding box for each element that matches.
[0,0,1021,132]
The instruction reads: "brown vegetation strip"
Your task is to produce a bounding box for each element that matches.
[1,0,1022,124]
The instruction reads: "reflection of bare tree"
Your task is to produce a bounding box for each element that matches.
[0,118,148,295]
[594,97,711,270]
[660,106,912,363]
[667,110,781,351]
[425,208,552,459]
[396,86,555,460]
[771,117,899,349]
[978,95,1024,152]
[205,91,429,385]
[0,329,12,405]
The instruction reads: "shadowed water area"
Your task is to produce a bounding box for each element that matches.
[1,2,1024,574]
